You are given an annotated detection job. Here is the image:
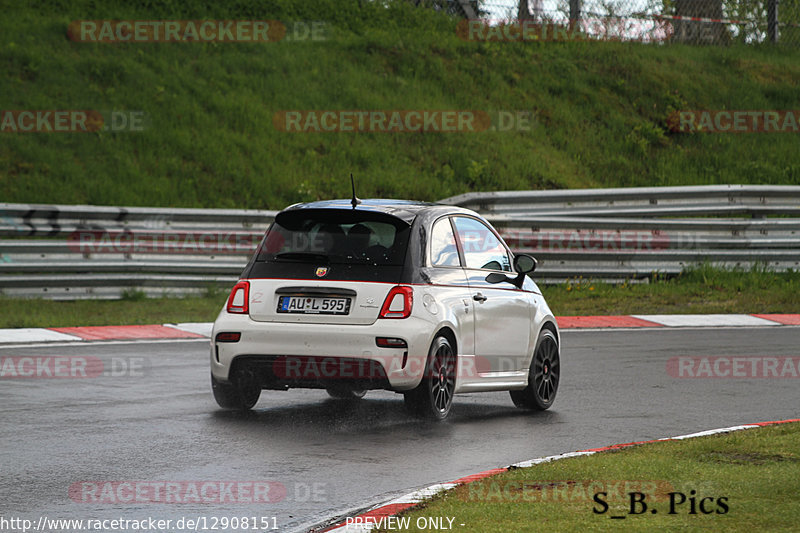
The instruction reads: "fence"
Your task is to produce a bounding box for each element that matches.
[431,0,800,45]
[1,184,799,299]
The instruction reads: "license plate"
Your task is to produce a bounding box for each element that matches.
[277,296,351,315]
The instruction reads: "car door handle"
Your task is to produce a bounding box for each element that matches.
[473,293,487,302]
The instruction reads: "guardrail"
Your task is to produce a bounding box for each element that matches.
[2,184,799,299]
[441,184,800,217]
[0,204,276,237]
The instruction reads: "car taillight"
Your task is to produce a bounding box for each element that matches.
[379,286,413,319]
[226,281,250,314]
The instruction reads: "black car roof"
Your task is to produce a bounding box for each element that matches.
[280,199,440,225]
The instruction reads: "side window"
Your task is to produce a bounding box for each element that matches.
[430,217,461,267]
[453,217,511,272]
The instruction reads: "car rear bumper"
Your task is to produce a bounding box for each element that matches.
[210,313,436,391]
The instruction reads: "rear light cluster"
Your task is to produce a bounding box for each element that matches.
[226,281,412,319]
[226,280,250,314]
[379,286,413,319]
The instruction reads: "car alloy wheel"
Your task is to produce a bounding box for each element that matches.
[510,329,559,410]
[405,335,456,420]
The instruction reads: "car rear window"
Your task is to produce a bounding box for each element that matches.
[255,210,410,267]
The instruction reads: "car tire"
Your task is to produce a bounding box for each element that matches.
[211,369,261,411]
[510,329,559,411]
[326,387,367,400]
[404,335,456,420]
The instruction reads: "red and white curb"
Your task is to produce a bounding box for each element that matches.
[316,418,800,532]
[0,322,211,344]
[555,313,800,329]
[1,315,798,345]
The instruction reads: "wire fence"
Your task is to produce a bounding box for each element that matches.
[430,0,800,44]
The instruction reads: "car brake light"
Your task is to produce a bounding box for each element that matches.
[226,281,250,314]
[379,286,413,319]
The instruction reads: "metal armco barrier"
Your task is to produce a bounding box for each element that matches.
[2,185,799,299]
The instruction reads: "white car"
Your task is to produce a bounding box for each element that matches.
[210,199,560,419]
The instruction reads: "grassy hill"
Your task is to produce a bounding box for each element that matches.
[2,0,800,209]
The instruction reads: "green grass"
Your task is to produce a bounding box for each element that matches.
[0,293,226,329]
[374,422,800,532]
[2,1,800,209]
[541,264,800,315]
[1,266,796,328]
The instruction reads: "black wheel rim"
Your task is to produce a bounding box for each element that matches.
[430,341,455,413]
[532,336,559,404]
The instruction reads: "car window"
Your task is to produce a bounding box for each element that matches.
[453,217,511,272]
[257,214,408,266]
[430,217,461,267]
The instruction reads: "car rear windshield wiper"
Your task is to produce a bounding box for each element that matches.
[273,252,330,263]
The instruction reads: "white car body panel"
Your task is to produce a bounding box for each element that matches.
[209,199,560,415]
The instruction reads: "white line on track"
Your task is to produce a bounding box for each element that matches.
[0,338,209,350]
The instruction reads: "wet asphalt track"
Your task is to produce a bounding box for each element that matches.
[1,327,798,532]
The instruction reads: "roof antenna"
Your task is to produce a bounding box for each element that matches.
[350,173,361,209]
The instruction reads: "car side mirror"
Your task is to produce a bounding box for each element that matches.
[485,262,535,289]
[485,254,536,289]
[513,254,537,274]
